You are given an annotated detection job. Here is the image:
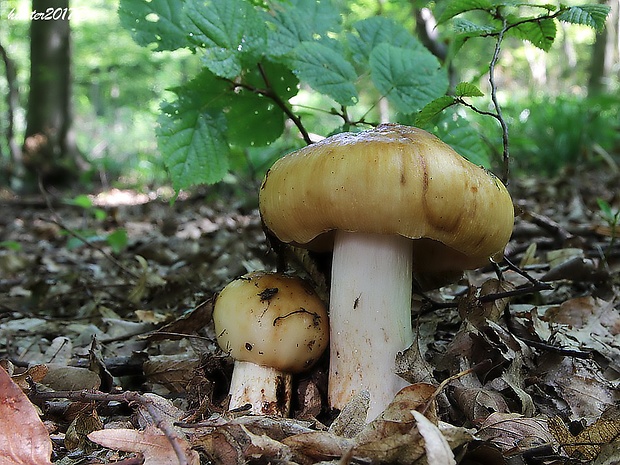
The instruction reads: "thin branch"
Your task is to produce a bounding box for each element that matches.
[517,338,593,359]
[488,17,510,184]
[43,216,140,280]
[37,181,139,280]
[230,63,313,145]
[461,8,568,184]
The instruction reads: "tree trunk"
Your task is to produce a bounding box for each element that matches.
[0,41,21,181]
[413,5,458,89]
[23,0,81,187]
[588,0,619,95]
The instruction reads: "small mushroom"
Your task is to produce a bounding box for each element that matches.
[259,123,514,421]
[213,271,329,416]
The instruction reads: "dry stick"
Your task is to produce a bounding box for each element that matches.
[31,388,194,465]
[420,359,494,416]
[496,259,593,359]
[37,179,139,281]
[521,210,575,243]
[44,216,140,280]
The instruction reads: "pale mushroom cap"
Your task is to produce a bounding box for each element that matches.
[213,272,329,373]
[259,123,514,272]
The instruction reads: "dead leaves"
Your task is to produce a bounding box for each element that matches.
[1,175,619,464]
[475,409,620,463]
[182,383,470,465]
[548,406,620,461]
[0,367,53,465]
[477,412,556,458]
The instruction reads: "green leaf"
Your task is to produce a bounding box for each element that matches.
[245,62,299,101]
[509,17,557,51]
[66,194,93,209]
[158,104,229,189]
[225,62,297,147]
[348,17,425,64]
[200,48,242,80]
[415,96,456,126]
[455,81,484,98]
[290,41,358,106]
[449,19,498,58]
[558,5,610,31]
[452,18,497,36]
[118,0,188,51]
[157,73,231,189]
[106,229,128,254]
[92,208,107,221]
[436,0,494,24]
[0,241,21,251]
[264,0,342,57]
[184,0,267,79]
[370,44,449,114]
[597,198,614,219]
[226,91,286,147]
[434,113,492,167]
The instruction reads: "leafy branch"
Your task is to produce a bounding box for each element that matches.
[417,2,610,184]
[119,0,609,190]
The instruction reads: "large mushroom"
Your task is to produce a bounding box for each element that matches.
[258,123,514,421]
[213,271,329,416]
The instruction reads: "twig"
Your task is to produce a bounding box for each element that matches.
[489,16,510,184]
[520,210,575,243]
[502,256,552,287]
[516,338,593,359]
[229,63,313,145]
[420,359,493,415]
[43,216,139,280]
[36,180,139,280]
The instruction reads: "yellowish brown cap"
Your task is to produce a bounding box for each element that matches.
[213,272,329,373]
[259,124,514,273]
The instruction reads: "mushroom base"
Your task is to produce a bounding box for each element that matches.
[228,360,292,416]
[328,231,414,422]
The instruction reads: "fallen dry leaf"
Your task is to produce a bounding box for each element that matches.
[42,364,101,391]
[548,405,620,461]
[412,410,455,465]
[8,364,48,391]
[328,389,370,438]
[476,412,557,457]
[142,355,201,393]
[89,426,199,465]
[0,367,53,465]
[351,383,439,464]
[64,404,104,451]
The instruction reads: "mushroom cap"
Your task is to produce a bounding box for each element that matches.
[213,271,329,373]
[259,123,514,273]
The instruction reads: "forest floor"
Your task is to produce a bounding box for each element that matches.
[0,168,619,465]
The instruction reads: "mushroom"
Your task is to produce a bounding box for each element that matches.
[258,123,514,421]
[213,271,329,416]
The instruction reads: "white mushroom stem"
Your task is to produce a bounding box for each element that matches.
[328,230,414,422]
[228,360,292,416]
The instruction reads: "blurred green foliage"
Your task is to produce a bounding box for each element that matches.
[0,0,617,192]
[63,193,128,253]
[507,94,620,175]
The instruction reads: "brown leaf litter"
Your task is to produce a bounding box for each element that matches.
[0,170,619,464]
